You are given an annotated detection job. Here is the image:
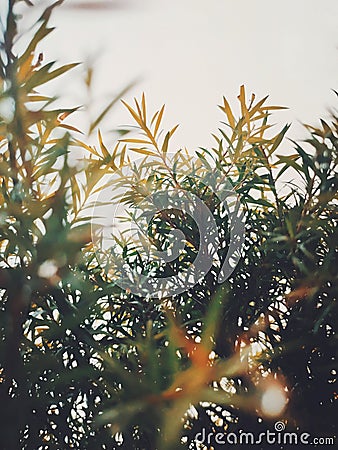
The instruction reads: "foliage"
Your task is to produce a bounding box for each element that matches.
[0,1,337,449]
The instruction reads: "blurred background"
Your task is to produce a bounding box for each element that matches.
[19,0,338,149]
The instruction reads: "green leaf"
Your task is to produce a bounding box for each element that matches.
[269,124,290,155]
[24,62,79,92]
[161,132,170,155]
[89,81,135,134]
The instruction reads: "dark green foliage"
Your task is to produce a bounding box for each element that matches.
[0,1,337,449]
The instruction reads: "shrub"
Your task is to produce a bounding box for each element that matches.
[0,2,337,449]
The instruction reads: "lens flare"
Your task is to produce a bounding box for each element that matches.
[261,385,287,417]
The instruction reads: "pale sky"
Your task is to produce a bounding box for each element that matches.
[21,0,338,151]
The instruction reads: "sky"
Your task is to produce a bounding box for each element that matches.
[20,0,338,151]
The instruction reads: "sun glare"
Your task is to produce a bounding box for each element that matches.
[261,385,287,417]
